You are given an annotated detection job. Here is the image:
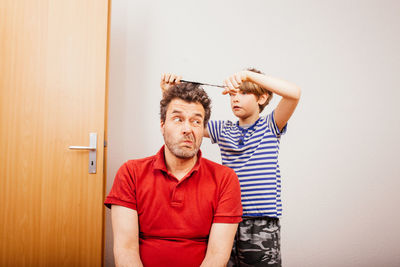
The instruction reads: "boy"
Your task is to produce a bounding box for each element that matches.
[160,69,301,266]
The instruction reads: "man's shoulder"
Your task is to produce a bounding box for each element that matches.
[200,157,236,176]
[122,154,157,171]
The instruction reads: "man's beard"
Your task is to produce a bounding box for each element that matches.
[164,134,201,159]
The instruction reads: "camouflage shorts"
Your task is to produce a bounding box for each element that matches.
[228,216,281,267]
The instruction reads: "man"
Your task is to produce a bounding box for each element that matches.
[105,82,243,267]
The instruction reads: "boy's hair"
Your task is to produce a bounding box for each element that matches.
[160,82,212,127]
[238,68,273,113]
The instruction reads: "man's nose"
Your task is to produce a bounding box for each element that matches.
[181,120,192,133]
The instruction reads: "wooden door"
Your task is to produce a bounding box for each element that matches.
[0,0,109,266]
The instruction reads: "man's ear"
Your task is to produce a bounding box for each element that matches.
[160,120,165,135]
[257,94,268,106]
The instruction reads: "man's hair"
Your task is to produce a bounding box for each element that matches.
[160,82,212,127]
[238,68,273,113]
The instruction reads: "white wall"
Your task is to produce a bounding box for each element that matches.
[105,1,400,266]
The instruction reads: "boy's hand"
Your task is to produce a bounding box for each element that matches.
[160,73,182,92]
[222,71,250,95]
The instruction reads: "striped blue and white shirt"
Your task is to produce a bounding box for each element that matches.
[207,111,287,218]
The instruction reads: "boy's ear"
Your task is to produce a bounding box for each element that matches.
[257,94,268,106]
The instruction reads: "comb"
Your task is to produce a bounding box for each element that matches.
[180,79,225,88]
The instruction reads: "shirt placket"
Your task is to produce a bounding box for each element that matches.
[170,184,184,208]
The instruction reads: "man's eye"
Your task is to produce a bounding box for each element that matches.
[173,117,181,122]
[193,119,204,126]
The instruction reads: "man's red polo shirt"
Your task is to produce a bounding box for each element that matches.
[105,146,242,267]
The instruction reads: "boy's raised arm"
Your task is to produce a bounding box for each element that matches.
[223,70,301,131]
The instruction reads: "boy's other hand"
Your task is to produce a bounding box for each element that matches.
[222,71,250,95]
[160,73,182,92]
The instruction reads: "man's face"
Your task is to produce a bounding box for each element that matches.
[161,98,205,159]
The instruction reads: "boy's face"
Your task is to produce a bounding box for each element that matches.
[229,91,266,119]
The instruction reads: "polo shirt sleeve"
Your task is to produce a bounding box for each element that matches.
[213,168,243,223]
[268,110,287,137]
[104,161,137,210]
[207,120,225,144]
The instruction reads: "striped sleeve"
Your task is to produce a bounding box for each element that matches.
[267,110,287,137]
[207,120,225,144]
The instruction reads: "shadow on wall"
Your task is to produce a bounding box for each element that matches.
[104,2,151,266]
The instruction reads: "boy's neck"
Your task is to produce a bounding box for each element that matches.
[238,112,260,127]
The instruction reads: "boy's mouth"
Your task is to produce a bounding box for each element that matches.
[233,105,241,110]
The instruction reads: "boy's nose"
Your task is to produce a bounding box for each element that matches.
[232,95,239,102]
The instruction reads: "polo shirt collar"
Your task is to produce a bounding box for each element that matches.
[153,145,202,175]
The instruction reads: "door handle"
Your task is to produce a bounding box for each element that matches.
[69,146,96,150]
[69,132,97,174]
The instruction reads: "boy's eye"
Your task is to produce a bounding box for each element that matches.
[173,117,182,122]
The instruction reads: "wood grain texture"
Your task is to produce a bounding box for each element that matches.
[0,0,109,266]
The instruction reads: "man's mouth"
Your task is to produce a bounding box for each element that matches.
[181,138,194,146]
